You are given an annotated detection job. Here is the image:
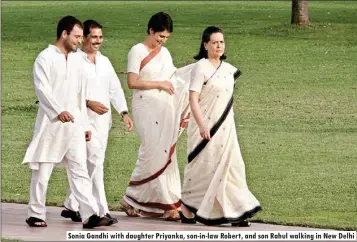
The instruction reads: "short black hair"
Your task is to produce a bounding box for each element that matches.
[56,15,83,40]
[147,12,173,34]
[83,19,103,37]
[194,26,227,60]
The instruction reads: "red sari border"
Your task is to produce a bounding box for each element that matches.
[139,46,161,71]
[125,194,181,210]
[128,114,190,186]
[129,144,176,186]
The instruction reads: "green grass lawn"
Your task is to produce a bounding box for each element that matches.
[1,239,22,242]
[2,1,357,230]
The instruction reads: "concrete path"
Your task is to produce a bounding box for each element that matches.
[1,203,334,241]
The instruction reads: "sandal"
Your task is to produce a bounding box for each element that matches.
[232,220,251,227]
[120,199,140,217]
[83,214,110,229]
[163,209,180,221]
[61,208,82,222]
[26,217,47,227]
[139,210,163,218]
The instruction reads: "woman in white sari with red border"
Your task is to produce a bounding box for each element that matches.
[120,12,192,220]
[179,26,262,226]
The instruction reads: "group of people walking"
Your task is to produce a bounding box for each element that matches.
[22,11,261,229]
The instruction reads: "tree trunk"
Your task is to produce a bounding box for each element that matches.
[291,0,309,25]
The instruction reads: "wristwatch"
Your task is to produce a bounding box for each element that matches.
[120,111,128,117]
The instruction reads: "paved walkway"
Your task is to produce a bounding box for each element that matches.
[1,203,333,241]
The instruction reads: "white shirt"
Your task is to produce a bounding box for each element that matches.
[78,49,128,135]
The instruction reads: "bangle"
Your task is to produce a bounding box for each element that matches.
[120,111,128,117]
[86,100,90,107]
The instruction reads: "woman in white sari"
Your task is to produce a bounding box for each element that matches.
[179,26,262,226]
[120,12,191,220]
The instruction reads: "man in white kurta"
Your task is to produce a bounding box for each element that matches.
[22,16,109,228]
[62,20,133,224]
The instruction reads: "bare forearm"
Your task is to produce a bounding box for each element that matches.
[128,79,162,90]
[190,99,206,128]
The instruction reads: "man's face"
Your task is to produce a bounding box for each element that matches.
[64,24,83,52]
[83,27,103,52]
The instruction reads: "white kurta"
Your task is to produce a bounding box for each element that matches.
[181,59,261,225]
[80,49,128,156]
[22,45,88,169]
[64,49,129,216]
[23,45,100,221]
[124,43,192,213]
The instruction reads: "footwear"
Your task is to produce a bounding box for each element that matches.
[119,199,140,217]
[26,217,47,227]
[83,214,111,229]
[61,209,82,222]
[232,220,251,227]
[140,210,163,218]
[163,209,180,221]
[178,211,196,224]
[105,213,118,225]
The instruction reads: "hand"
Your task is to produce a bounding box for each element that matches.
[87,100,109,115]
[159,81,175,95]
[199,125,211,140]
[58,111,74,123]
[123,114,134,132]
[85,130,92,142]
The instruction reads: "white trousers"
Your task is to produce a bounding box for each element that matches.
[64,145,109,216]
[28,131,99,222]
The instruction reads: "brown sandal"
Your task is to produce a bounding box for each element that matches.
[163,209,180,221]
[120,199,140,217]
[139,210,163,218]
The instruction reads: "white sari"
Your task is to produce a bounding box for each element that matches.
[124,44,193,213]
[181,59,261,225]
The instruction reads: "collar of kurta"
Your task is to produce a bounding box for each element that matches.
[77,48,102,63]
[48,44,70,55]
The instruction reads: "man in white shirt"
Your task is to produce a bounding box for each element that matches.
[22,15,111,229]
[61,19,134,224]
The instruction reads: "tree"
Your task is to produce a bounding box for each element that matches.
[291,0,309,25]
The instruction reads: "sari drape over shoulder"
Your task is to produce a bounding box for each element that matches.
[124,45,193,213]
[181,59,261,225]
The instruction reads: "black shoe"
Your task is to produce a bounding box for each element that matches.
[179,211,196,224]
[105,213,118,225]
[232,220,251,227]
[61,209,82,222]
[83,214,111,229]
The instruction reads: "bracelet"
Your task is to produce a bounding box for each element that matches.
[120,111,128,117]
[86,100,90,107]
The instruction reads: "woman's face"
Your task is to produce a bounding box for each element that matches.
[149,29,171,48]
[204,32,225,59]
